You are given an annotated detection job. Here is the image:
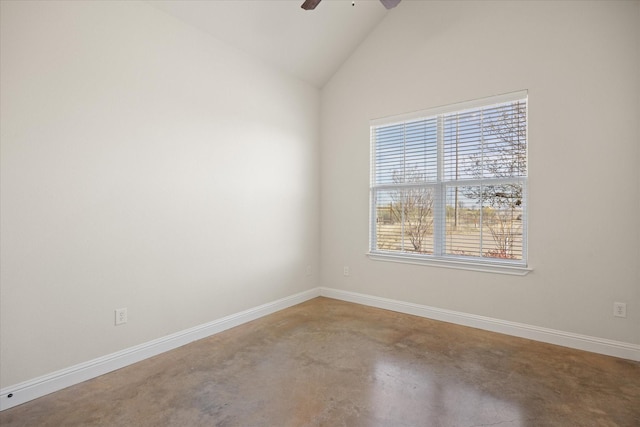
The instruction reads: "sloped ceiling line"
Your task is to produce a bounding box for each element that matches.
[150,0,390,88]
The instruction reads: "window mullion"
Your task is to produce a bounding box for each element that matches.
[370,189,377,251]
[434,115,445,256]
[370,129,377,252]
[401,123,406,252]
[479,184,484,256]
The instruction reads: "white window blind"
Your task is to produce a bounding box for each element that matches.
[370,91,528,269]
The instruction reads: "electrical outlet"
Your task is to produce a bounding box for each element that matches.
[613,302,626,318]
[115,308,128,325]
[343,266,350,276]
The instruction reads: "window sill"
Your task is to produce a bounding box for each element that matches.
[366,252,532,276]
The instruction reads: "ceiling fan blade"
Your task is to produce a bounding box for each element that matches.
[379,0,401,9]
[301,0,322,10]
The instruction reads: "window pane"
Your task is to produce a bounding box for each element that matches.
[401,186,434,253]
[481,102,527,178]
[374,124,404,185]
[481,184,524,260]
[443,111,482,181]
[405,118,437,183]
[374,187,434,253]
[374,119,438,185]
[443,102,527,181]
[446,184,524,260]
[445,185,483,257]
[375,189,403,252]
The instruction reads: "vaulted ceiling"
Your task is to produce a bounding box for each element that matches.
[150,0,393,88]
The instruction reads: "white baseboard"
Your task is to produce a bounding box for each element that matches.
[3,286,638,411]
[319,287,640,362]
[0,288,320,411]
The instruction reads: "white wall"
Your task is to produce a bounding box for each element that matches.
[321,1,640,345]
[0,1,320,387]
[1,0,638,395]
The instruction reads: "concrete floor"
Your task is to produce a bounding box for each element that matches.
[1,297,639,426]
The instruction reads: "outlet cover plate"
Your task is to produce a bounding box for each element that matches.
[613,302,626,318]
[115,308,128,325]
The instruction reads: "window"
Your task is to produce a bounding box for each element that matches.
[369,91,529,274]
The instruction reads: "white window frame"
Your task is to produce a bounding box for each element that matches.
[368,91,531,276]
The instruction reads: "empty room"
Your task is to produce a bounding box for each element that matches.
[1,0,639,425]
